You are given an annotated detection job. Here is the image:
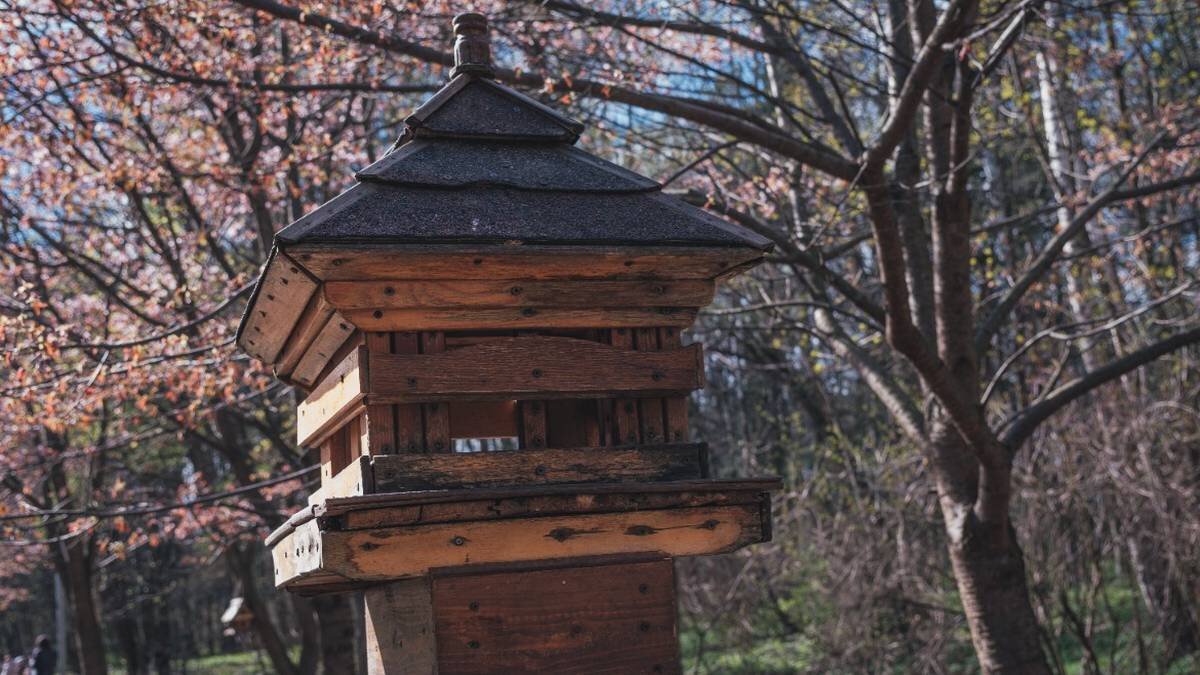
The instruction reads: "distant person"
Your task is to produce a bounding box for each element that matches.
[30,636,54,675]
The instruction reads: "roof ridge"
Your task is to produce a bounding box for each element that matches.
[403,75,584,143]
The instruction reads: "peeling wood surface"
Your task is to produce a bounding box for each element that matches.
[238,253,319,364]
[432,558,679,674]
[369,444,706,491]
[367,335,704,402]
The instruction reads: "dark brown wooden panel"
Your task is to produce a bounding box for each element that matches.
[325,279,714,309]
[432,557,680,674]
[343,306,698,332]
[370,444,705,492]
[288,244,762,281]
[420,332,451,452]
[367,335,702,403]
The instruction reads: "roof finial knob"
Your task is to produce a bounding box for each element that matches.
[450,13,493,79]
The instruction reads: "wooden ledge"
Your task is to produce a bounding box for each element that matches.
[268,478,778,591]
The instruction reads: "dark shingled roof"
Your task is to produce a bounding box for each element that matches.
[275,72,772,251]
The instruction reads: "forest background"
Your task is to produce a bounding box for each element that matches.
[1,1,1198,673]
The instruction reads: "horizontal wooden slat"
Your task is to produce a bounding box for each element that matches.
[297,346,368,447]
[369,444,706,492]
[275,291,335,378]
[239,253,318,364]
[342,306,698,332]
[291,312,357,388]
[288,245,764,281]
[319,503,767,581]
[340,484,767,532]
[367,335,704,402]
[324,279,715,310]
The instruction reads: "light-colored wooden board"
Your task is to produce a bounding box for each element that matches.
[291,311,357,388]
[320,504,765,581]
[297,346,368,448]
[239,253,319,364]
[274,292,335,378]
[367,335,704,402]
[324,279,714,310]
[341,306,698,332]
[288,245,763,282]
[365,578,438,675]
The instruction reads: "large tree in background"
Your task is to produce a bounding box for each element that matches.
[2,1,1198,672]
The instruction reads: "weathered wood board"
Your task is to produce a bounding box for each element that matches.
[369,444,707,491]
[432,556,680,674]
[325,279,714,309]
[238,253,318,364]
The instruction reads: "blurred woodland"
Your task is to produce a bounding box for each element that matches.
[1,1,1198,673]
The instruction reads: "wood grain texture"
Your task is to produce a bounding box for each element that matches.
[274,291,335,378]
[518,400,547,449]
[431,558,680,674]
[239,253,318,364]
[288,244,762,281]
[297,346,367,448]
[321,504,766,581]
[392,332,424,453]
[365,578,438,675]
[325,455,371,499]
[609,329,640,445]
[340,485,761,532]
[368,335,704,402]
[659,327,690,443]
[343,306,698,332]
[325,279,714,309]
[449,400,519,439]
[292,311,357,388]
[364,333,397,454]
[420,332,451,453]
[369,445,705,492]
[635,328,667,444]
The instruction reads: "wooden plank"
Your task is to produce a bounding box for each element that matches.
[325,455,372,499]
[432,558,679,674]
[635,328,667,444]
[363,333,397,454]
[609,329,639,445]
[239,253,319,364]
[292,311,357,388]
[659,327,690,443]
[288,245,763,281]
[274,292,335,378]
[420,332,450,453]
[365,578,438,675]
[342,306,698,332]
[320,478,777,518]
[367,336,704,402]
[370,444,705,492]
[341,483,759,532]
[321,425,354,485]
[271,517,324,587]
[449,400,519,439]
[297,346,367,448]
[325,279,714,310]
[518,401,546,449]
[392,332,424,453]
[321,503,766,581]
[545,399,602,448]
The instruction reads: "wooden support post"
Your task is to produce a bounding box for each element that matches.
[519,400,546,449]
[364,578,437,674]
[420,332,451,453]
[394,332,425,453]
[659,327,690,443]
[635,328,666,444]
[609,328,639,445]
[364,333,396,454]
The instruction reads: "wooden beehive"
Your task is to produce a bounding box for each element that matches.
[240,13,777,674]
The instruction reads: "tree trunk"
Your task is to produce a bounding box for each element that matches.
[931,422,1049,674]
[228,543,299,675]
[312,594,359,674]
[60,537,108,675]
